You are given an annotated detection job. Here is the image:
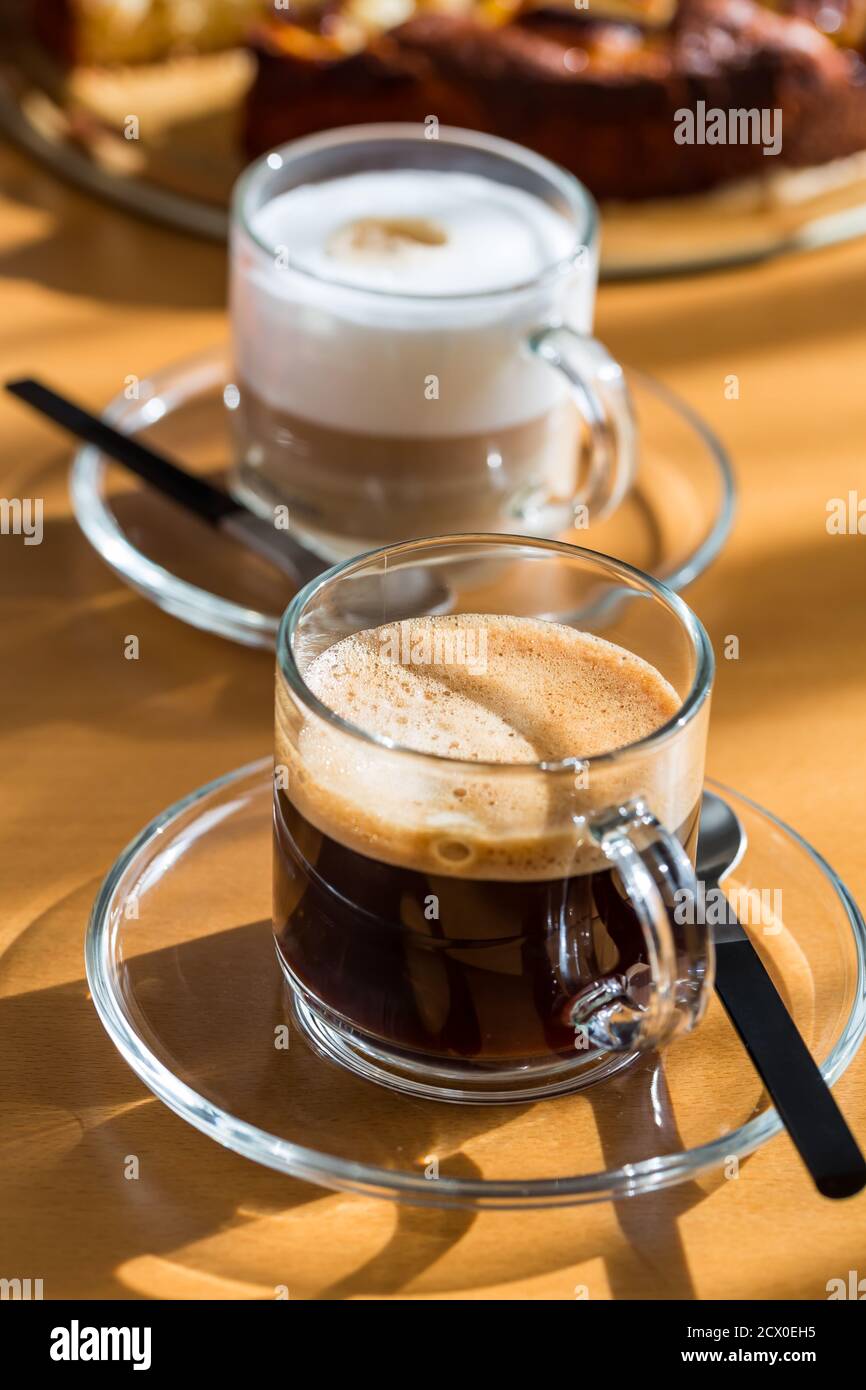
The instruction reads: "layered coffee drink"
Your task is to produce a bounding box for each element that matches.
[274,613,702,1068]
[231,166,590,556]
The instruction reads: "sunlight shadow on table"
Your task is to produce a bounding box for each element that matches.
[0,875,764,1299]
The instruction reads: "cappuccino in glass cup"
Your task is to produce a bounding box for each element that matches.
[230,125,636,561]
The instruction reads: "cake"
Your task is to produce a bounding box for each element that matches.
[25,0,866,201]
[244,0,866,199]
[30,0,267,65]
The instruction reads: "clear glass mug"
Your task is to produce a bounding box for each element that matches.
[230,124,636,561]
[273,535,715,1103]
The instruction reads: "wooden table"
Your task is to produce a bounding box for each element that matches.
[1,143,865,1301]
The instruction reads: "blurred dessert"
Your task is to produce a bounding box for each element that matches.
[244,0,866,198]
[31,0,266,65]
[22,0,866,200]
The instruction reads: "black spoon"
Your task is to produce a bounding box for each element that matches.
[5,376,452,619]
[698,790,866,1199]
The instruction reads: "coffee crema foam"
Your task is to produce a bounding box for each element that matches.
[276,615,703,880]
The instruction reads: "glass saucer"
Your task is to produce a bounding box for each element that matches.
[85,761,866,1210]
[69,348,734,650]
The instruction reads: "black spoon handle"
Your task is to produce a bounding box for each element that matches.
[6,376,239,524]
[4,376,328,585]
[714,934,866,1199]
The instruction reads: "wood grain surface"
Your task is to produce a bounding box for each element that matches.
[1,143,865,1300]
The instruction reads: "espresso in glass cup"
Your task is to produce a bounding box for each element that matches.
[273,536,714,1102]
[230,124,635,561]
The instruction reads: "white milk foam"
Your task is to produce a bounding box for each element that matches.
[252,171,576,296]
[233,169,594,436]
[276,615,705,881]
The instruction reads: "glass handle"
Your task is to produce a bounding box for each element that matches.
[528,325,637,525]
[569,798,715,1052]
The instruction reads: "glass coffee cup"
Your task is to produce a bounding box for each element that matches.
[273,535,715,1103]
[230,124,636,561]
